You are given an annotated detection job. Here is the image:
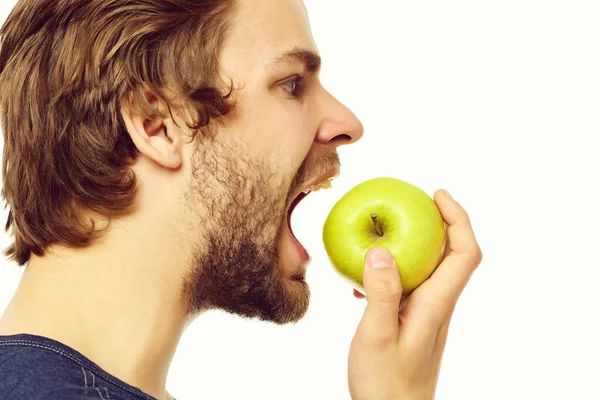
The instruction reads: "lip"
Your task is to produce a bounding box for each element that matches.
[287,165,341,210]
[302,165,341,191]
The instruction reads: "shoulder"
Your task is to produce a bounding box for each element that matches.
[0,342,89,399]
[0,338,143,400]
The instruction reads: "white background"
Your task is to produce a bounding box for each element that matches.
[1,1,599,399]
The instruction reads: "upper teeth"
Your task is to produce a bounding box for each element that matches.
[302,178,333,194]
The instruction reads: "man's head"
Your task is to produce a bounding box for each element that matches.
[0,0,363,324]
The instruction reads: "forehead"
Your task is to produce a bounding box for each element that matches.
[219,0,317,75]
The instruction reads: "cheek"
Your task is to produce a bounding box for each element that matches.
[274,116,314,167]
[250,105,315,162]
[276,106,315,148]
[226,88,317,168]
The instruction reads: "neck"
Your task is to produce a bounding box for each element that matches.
[0,229,193,400]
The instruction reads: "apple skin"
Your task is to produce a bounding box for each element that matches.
[322,177,446,294]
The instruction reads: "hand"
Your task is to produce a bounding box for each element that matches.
[348,189,482,400]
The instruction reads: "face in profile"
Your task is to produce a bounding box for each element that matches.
[180,0,363,324]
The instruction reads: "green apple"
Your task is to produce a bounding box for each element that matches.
[322,177,446,294]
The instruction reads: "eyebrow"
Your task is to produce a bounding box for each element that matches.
[269,47,322,73]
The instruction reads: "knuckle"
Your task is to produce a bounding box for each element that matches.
[463,213,474,228]
[456,205,475,227]
[468,245,483,265]
[474,245,483,263]
[455,201,469,217]
[368,284,403,304]
[355,324,394,349]
[366,329,397,350]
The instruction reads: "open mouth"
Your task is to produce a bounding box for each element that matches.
[287,191,308,242]
[285,177,334,246]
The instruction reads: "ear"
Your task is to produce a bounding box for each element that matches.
[121,90,183,169]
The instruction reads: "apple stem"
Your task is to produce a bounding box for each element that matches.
[370,214,384,237]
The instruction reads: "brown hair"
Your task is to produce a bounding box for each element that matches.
[0,0,236,265]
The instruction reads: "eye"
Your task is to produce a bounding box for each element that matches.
[280,75,304,98]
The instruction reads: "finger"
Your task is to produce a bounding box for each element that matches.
[410,190,482,317]
[435,189,481,258]
[356,247,403,346]
[353,289,365,299]
[433,190,482,290]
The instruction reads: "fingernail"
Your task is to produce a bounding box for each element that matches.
[367,247,394,269]
[444,189,453,200]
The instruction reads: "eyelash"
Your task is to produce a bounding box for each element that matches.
[280,75,305,99]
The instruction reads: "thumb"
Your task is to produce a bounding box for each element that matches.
[358,247,403,343]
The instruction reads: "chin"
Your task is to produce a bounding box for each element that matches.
[280,282,311,324]
[275,260,311,324]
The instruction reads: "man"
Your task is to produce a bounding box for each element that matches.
[0,0,482,399]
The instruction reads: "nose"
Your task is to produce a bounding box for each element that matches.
[314,90,364,147]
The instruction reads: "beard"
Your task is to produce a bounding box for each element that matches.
[181,136,339,324]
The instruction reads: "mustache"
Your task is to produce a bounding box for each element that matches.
[287,147,340,203]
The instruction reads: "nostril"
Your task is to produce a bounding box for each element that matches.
[334,134,352,143]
